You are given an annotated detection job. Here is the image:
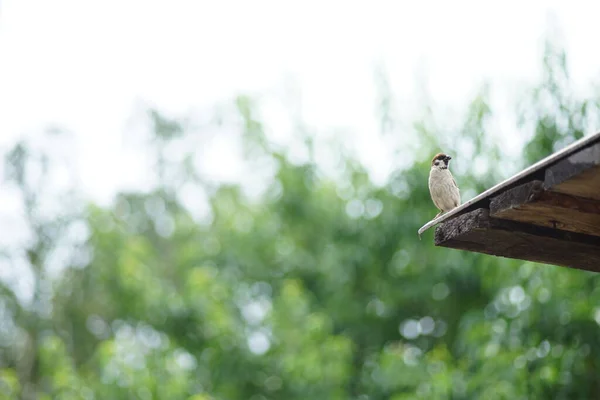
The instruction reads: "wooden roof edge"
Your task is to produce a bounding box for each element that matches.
[418,130,600,238]
[433,208,600,272]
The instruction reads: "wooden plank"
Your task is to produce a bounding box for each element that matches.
[547,165,600,200]
[490,180,600,237]
[434,208,600,272]
[545,141,600,200]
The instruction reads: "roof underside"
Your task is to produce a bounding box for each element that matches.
[427,131,600,272]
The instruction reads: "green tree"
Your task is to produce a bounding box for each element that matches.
[1,40,599,400]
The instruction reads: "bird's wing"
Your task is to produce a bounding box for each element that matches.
[451,175,460,207]
[432,195,443,210]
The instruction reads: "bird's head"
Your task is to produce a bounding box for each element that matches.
[431,153,452,170]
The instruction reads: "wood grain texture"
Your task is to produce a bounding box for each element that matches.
[545,141,600,200]
[434,208,600,272]
[490,180,600,237]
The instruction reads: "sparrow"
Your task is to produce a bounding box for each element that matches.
[428,153,460,218]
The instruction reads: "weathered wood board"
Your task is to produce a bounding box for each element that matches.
[490,180,600,237]
[435,208,600,272]
[544,141,600,200]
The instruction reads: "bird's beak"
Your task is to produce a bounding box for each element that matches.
[445,156,452,161]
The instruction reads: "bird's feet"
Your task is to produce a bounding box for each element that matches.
[435,211,444,218]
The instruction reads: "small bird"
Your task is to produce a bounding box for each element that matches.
[428,153,460,218]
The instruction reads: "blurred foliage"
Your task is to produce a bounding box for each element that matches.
[519,40,600,164]
[1,40,600,400]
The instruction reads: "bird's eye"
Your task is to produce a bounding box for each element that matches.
[434,161,439,165]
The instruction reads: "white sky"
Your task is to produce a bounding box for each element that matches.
[0,0,599,206]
